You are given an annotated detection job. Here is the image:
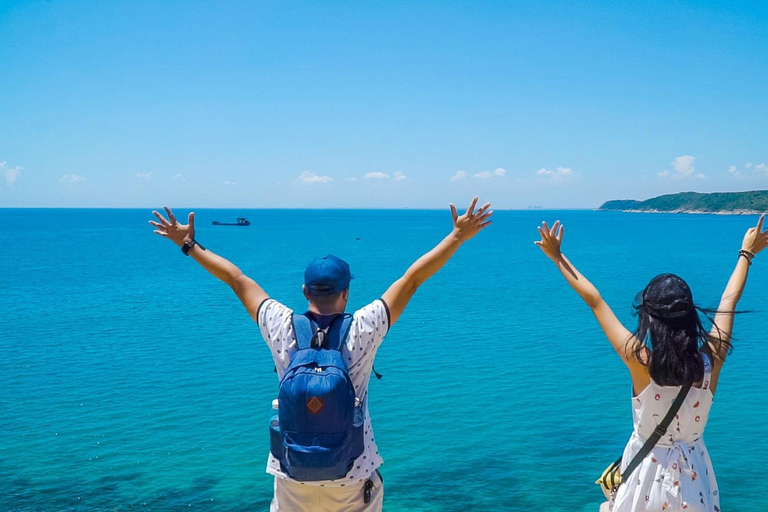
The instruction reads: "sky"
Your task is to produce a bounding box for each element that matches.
[0,0,766,209]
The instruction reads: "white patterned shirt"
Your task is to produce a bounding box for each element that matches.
[257,298,389,487]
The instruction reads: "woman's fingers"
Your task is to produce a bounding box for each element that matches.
[449,203,458,223]
[188,212,195,228]
[148,220,163,229]
[550,220,560,238]
[538,226,550,243]
[153,230,169,238]
[541,221,551,239]
[557,224,564,242]
[757,214,765,233]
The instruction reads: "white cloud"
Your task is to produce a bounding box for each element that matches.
[296,171,333,184]
[60,174,85,183]
[136,172,153,180]
[746,162,753,169]
[174,173,186,182]
[537,166,573,177]
[222,181,237,186]
[364,172,389,180]
[728,165,738,175]
[755,163,767,173]
[393,171,407,182]
[450,171,467,181]
[660,155,706,179]
[1,162,22,185]
[344,177,358,182]
[672,155,696,177]
[468,169,506,179]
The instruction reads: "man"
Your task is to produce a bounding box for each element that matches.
[148,198,492,511]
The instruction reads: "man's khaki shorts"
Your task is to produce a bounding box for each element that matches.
[270,471,383,512]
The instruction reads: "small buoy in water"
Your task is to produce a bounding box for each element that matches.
[355,237,361,240]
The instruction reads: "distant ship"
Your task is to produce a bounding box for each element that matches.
[212,217,251,226]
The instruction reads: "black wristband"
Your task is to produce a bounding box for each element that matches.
[181,239,205,256]
[739,249,754,265]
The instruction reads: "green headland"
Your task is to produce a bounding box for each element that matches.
[599,190,768,214]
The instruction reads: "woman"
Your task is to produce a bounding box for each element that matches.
[535,215,768,512]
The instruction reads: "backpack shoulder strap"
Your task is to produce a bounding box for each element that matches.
[620,382,692,483]
[326,313,354,351]
[292,313,317,350]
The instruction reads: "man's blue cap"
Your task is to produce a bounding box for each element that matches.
[304,255,354,296]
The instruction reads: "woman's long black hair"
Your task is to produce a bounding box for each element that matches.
[631,274,733,386]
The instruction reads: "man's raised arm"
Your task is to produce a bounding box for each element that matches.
[381,197,492,327]
[149,206,269,322]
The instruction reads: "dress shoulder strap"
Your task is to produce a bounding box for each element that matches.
[701,352,712,390]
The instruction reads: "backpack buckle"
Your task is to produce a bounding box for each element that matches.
[312,331,327,348]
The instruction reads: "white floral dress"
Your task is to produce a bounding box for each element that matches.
[613,354,720,512]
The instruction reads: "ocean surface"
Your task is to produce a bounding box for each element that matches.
[1,208,767,511]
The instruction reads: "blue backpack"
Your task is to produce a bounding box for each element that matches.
[269,313,365,481]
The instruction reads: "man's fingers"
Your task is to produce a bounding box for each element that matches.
[541,221,550,236]
[153,230,169,238]
[479,220,492,229]
[164,206,177,225]
[557,224,564,241]
[467,196,479,216]
[476,202,491,215]
[757,214,765,233]
[152,210,171,226]
[148,220,164,229]
[538,226,549,242]
[478,210,494,223]
[449,203,458,222]
[188,212,195,228]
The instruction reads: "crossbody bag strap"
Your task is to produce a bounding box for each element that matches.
[620,382,692,484]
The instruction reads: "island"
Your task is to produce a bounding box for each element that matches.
[599,190,768,214]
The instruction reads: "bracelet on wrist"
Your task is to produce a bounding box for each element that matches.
[738,249,754,265]
[181,239,205,256]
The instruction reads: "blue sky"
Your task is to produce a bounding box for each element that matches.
[0,0,766,208]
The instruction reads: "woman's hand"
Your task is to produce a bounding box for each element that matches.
[449,196,493,242]
[149,206,195,247]
[741,214,768,256]
[535,220,564,262]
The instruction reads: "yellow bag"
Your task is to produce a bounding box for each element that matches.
[595,456,622,499]
[595,384,691,503]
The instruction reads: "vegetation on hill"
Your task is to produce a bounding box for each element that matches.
[599,190,768,213]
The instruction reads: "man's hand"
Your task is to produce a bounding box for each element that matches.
[382,197,492,327]
[449,197,493,242]
[149,206,195,247]
[535,220,564,263]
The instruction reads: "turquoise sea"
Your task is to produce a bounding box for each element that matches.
[1,209,767,511]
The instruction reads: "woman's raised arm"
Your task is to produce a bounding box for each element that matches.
[535,221,645,372]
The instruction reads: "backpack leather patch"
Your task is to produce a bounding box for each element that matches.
[306,396,324,415]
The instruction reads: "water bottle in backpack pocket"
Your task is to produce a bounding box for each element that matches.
[269,399,283,461]
[269,313,365,481]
